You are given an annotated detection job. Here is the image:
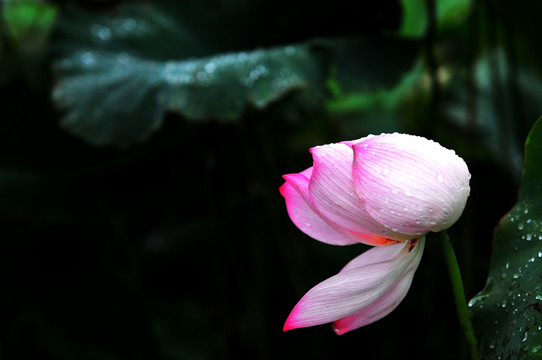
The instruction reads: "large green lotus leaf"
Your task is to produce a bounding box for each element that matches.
[52,4,322,146]
[52,46,319,146]
[469,117,542,359]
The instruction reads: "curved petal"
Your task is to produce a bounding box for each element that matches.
[308,143,407,243]
[280,167,359,246]
[283,238,425,331]
[352,133,470,237]
[332,238,424,334]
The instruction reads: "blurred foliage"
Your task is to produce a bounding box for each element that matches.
[399,0,471,37]
[1,0,57,84]
[0,0,542,359]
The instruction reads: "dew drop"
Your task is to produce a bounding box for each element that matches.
[90,24,112,42]
[237,52,248,62]
[117,52,132,64]
[122,18,137,32]
[80,52,97,67]
[204,62,216,73]
[284,46,296,56]
[518,223,525,230]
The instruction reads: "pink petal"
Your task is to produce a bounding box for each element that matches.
[308,143,408,242]
[283,238,424,332]
[352,133,470,237]
[280,167,359,245]
[332,240,424,334]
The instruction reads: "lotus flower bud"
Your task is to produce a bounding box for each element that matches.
[280,133,471,334]
[280,133,470,245]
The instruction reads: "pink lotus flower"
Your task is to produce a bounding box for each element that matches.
[280,133,470,334]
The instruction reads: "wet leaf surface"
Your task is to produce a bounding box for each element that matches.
[470,117,542,359]
[52,4,322,146]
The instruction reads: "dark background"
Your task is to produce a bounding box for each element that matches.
[0,0,539,358]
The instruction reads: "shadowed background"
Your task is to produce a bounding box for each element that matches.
[0,0,539,359]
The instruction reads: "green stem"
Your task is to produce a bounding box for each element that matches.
[438,231,480,360]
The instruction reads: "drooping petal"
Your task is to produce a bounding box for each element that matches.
[283,238,424,331]
[332,238,424,334]
[308,143,408,243]
[352,133,470,237]
[280,167,359,246]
